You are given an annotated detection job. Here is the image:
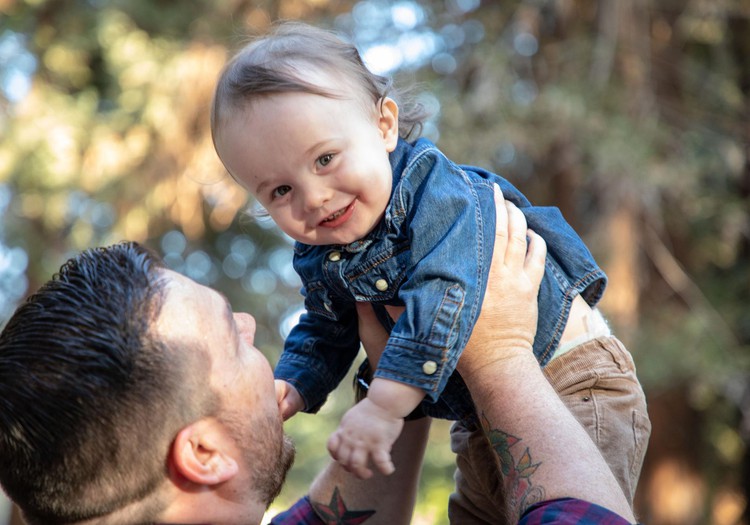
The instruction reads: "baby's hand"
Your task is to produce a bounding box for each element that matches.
[327,398,404,479]
[275,379,304,420]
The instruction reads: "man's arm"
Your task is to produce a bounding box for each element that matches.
[271,416,430,525]
[308,417,430,525]
[456,187,636,522]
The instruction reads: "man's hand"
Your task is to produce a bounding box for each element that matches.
[457,184,547,382]
[275,379,305,421]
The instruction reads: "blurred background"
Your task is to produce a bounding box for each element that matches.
[0,0,748,523]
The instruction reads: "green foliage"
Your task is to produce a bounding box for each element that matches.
[1,0,749,521]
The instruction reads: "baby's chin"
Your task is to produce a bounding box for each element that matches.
[298,230,369,247]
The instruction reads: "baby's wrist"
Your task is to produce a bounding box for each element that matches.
[362,396,403,421]
[354,361,427,421]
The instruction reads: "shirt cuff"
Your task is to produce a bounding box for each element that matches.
[519,498,634,525]
[269,496,324,524]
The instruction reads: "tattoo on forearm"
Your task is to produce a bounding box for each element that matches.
[311,487,376,524]
[481,413,546,516]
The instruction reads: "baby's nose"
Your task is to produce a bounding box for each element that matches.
[302,186,332,211]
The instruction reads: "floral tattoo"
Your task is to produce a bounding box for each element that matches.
[311,487,376,524]
[481,413,546,516]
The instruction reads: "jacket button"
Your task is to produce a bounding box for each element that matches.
[375,278,388,292]
[328,251,341,262]
[422,361,438,375]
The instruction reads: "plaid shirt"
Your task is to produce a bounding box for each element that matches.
[270,496,634,524]
[520,498,634,525]
[269,497,320,524]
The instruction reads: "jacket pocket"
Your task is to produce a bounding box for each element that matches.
[303,281,338,321]
[346,249,408,302]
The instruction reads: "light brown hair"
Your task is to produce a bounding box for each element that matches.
[211,21,429,148]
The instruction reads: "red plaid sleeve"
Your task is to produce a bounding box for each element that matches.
[520,498,634,525]
[270,497,324,525]
[272,495,634,524]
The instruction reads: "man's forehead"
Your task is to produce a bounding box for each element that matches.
[159,269,216,302]
[155,270,217,329]
[155,269,234,339]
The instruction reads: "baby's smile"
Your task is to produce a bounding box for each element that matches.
[323,207,347,222]
[319,201,356,228]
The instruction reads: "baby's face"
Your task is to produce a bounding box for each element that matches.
[216,87,399,246]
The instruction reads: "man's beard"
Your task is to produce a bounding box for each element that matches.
[221,409,295,507]
[253,430,295,506]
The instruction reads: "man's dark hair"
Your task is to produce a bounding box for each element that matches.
[0,242,191,524]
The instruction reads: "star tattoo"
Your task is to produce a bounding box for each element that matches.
[311,487,376,524]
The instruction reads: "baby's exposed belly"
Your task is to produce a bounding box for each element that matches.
[382,294,609,361]
[553,295,612,360]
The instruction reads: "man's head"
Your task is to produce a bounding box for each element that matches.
[0,242,293,524]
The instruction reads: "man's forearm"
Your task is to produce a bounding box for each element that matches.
[307,417,430,524]
[463,350,635,522]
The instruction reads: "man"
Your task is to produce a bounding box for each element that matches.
[0,191,635,524]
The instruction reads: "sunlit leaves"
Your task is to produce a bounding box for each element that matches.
[0,1,748,521]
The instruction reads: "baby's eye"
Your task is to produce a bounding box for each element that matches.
[272,185,292,199]
[317,153,334,167]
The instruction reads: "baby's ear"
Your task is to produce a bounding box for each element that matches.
[378,97,399,152]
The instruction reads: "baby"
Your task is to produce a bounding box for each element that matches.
[210,21,649,508]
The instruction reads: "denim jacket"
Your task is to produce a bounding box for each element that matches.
[275,138,607,424]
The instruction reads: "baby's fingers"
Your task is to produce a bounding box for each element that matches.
[275,380,303,420]
[327,432,342,461]
[349,448,373,480]
[372,448,395,476]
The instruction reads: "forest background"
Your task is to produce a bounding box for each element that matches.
[1,0,748,524]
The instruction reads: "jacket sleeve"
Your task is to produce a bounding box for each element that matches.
[374,148,496,402]
[274,286,361,414]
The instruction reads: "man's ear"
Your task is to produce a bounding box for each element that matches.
[170,419,239,485]
[378,97,400,152]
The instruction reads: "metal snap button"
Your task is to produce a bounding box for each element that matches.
[375,278,388,292]
[422,361,438,375]
[328,251,341,262]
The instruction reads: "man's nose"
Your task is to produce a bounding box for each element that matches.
[234,312,256,342]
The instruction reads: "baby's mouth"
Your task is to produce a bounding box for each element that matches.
[323,207,347,223]
[319,201,355,228]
